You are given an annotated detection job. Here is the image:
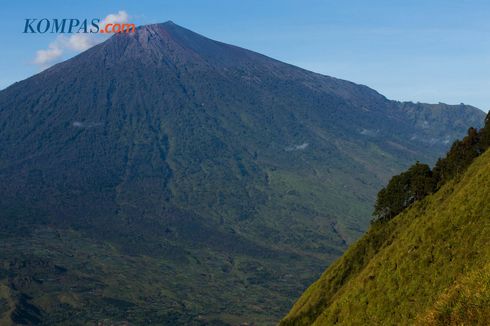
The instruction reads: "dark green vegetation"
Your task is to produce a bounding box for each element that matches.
[0,22,484,325]
[281,117,490,325]
[373,161,435,221]
[374,113,490,222]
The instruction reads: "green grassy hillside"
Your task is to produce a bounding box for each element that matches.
[281,147,490,325]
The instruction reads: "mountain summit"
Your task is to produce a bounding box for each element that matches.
[0,22,484,325]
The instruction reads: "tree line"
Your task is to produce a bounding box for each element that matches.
[373,112,490,222]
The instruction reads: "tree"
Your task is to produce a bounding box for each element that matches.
[433,127,482,186]
[374,113,490,223]
[373,162,435,222]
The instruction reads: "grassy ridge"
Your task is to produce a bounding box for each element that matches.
[281,149,490,325]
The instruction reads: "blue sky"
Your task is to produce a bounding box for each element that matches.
[1,0,489,110]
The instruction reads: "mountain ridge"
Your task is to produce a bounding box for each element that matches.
[7,22,479,116]
[0,22,485,325]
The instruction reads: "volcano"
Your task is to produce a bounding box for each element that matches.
[0,22,484,325]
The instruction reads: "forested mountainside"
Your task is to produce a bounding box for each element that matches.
[0,22,484,325]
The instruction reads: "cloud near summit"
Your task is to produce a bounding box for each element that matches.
[34,11,129,67]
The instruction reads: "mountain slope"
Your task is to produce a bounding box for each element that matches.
[0,22,485,325]
[281,145,490,325]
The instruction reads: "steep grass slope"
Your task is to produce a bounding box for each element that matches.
[281,148,490,325]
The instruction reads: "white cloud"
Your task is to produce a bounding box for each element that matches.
[285,143,309,151]
[34,41,63,66]
[34,10,130,67]
[101,10,129,27]
[67,34,97,52]
[73,121,102,128]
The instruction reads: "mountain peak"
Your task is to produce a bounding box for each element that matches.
[95,20,273,69]
[128,21,190,47]
[136,20,181,34]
